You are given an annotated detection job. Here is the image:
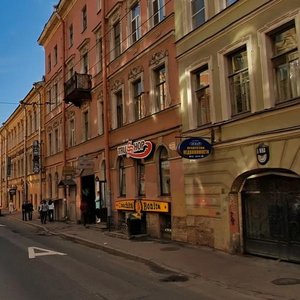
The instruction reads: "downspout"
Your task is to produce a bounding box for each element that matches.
[101,1,112,229]
[54,7,67,214]
[54,7,67,172]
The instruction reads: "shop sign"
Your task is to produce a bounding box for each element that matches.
[141,200,169,212]
[115,200,135,211]
[116,199,169,213]
[117,139,154,159]
[256,143,269,165]
[177,138,212,159]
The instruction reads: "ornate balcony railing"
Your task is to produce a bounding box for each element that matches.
[64,72,92,107]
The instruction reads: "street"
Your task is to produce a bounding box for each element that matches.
[0,217,269,300]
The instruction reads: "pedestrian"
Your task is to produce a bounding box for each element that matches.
[22,201,27,221]
[95,191,101,223]
[9,201,14,214]
[40,200,49,224]
[28,202,33,220]
[48,200,54,222]
[80,201,88,227]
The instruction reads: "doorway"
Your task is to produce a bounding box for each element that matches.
[242,174,300,262]
[81,175,96,224]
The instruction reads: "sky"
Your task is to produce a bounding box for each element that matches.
[0,0,57,125]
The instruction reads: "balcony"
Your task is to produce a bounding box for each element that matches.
[64,72,92,107]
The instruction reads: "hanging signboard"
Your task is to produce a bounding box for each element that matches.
[177,138,212,159]
[117,139,154,159]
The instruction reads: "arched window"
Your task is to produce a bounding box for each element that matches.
[118,157,126,197]
[159,147,170,195]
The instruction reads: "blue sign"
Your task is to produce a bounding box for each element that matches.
[177,138,212,159]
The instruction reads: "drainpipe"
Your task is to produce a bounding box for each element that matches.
[101,2,112,230]
[54,7,66,171]
[54,7,68,214]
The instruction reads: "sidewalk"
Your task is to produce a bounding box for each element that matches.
[4,211,300,299]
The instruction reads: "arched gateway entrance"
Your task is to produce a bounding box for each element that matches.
[241,173,300,262]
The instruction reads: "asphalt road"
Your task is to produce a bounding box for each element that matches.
[0,217,261,300]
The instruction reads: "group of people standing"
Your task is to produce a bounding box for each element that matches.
[21,201,33,221]
[39,199,55,224]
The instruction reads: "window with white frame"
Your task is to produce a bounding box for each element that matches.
[270,21,300,103]
[151,0,164,26]
[119,157,126,197]
[191,0,205,29]
[69,118,75,147]
[130,2,141,44]
[82,110,89,141]
[227,47,250,115]
[82,5,87,31]
[113,21,121,59]
[154,64,167,112]
[193,65,211,125]
[132,79,144,121]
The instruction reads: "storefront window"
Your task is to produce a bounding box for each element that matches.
[159,147,170,195]
[137,160,145,196]
[119,157,126,197]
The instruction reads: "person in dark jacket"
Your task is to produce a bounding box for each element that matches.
[80,201,88,227]
[28,202,33,220]
[22,201,27,221]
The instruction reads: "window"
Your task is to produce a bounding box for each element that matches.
[48,132,52,156]
[191,0,205,29]
[226,0,237,6]
[69,119,75,147]
[270,22,300,103]
[133,79,144,120]
[97,101,104,135]
[54,128,59,153]
[119,157,126,197]
[116,90,123,128]
[48,174,52,198]
[82,5,87,31]
[96,37,103,73]
[159,147,170,195]
[154,65,167,112]
[69,24,74,47]
[83,111,89,141]
[113,22,121,58]
[151,0,164,26]
[82,52,89,74]
[131,3,141,44]
[96,0,101,12]
[193,65,210,125]
[53,83,58,106]
[228,47,250,115]
[48,54,51,72]
[54,45,58,65]
[137,160,145,196]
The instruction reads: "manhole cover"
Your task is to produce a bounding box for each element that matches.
[160,275,189,282]
[160,247,179,251]
[272,278,300,285]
